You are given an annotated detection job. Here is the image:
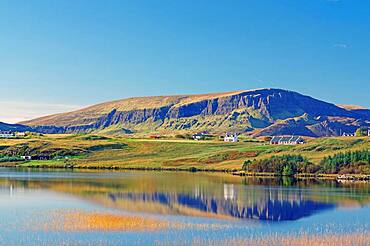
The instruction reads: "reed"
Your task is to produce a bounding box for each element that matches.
[192,233,370,246]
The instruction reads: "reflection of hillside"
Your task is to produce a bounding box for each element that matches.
[0,170,369,221]
[107,190,334,221]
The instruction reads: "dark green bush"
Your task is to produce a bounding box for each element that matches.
[242,155,315,176]
[0,155,24,162]
[320,150,370,174]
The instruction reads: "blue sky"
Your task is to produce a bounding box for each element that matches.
[0,0,369,122]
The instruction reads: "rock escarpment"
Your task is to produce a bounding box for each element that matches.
[20,88,370,137]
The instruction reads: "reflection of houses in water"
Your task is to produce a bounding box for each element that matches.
[193,186,202,199]
[223,184,236,200]
[0,184,17,197]
[107,188,335,221]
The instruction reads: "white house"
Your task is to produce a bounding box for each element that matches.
[21,156,32,160]
[15,132,26,137]
[224,133,238,142]
[192,132,208,140]
[0,131,15,138]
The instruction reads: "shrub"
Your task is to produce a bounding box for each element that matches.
[263,136,272,142]
[282,165,295,176]
[320,150,370,174]
[0,155,24,162]
[355,128,368,137]
[242,155,315,176]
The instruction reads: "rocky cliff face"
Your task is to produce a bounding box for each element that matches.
[21,88,370,137]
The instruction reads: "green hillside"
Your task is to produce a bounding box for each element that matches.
[1,134,368,173]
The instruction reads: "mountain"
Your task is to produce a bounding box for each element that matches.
[0,122,33,132]
[21,88,370,137]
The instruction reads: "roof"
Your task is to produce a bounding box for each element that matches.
[290,136,301,142]
[270,136,282,142]
[270,135,304,143]
[280,136,291,142]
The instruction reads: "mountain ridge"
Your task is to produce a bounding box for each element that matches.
[16,88,370,137]
[0,122,33,132]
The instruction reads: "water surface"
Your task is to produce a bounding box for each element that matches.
[0,168,369,245]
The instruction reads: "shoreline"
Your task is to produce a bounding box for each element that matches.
[1,163,369,181]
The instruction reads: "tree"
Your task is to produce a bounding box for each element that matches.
[282,165,295,176]
[263,136,272,142]
[319,150,369,174]
[355,127,368,137]
[242,160,252,172]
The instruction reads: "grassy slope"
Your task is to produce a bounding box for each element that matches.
[0,134,369,171]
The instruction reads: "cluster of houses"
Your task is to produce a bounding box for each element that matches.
[189,127,370,143]
[0,131,26,138]
[192,132,239,142]
[191,132,307,145]
[21,155,50,161]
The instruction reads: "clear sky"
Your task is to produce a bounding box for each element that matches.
[0,0,369,123]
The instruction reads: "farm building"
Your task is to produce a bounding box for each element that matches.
[0,131,15,138]
[32,155,50,160]
[270,136,305,145]
[223,133,239,142]
[15,132,26,137]
[20,155,50,161]
[192,132,209,140]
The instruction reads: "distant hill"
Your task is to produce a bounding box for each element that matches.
[0,122,33,132]
[20,88,370,137]
[337,104,367,110]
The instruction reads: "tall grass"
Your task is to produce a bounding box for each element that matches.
[192,233,370,246]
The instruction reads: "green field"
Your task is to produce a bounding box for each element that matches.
[0,134,369,172]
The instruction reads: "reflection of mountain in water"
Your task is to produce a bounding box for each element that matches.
[108,189,335,221]
[1,170,348,221]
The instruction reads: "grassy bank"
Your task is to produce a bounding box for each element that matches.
[0,134,368,172]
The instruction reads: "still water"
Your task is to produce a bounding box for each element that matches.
[0,168,369,245]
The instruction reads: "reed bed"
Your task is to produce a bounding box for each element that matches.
[191,233,370,246]
[18,209,370,245]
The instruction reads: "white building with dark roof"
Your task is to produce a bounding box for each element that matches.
[192,131,209,140]
[224,133,238,142]
[270,136,305,145]
[0,131,15,138]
